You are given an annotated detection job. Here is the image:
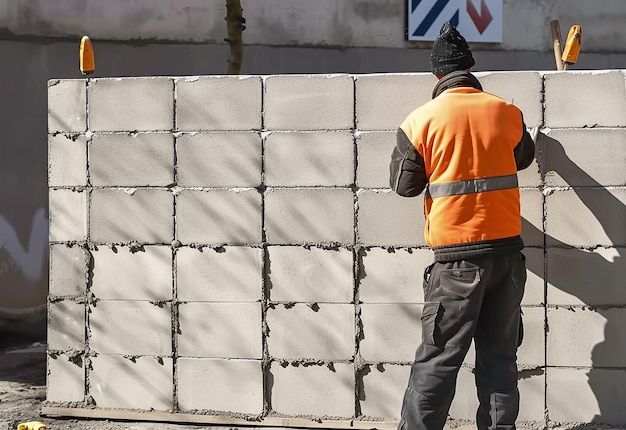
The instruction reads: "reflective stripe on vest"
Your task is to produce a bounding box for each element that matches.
[426,174,518,199]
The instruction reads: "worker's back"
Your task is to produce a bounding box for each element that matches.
[400,86,524,253]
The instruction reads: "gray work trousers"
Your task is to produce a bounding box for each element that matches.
[398,252,526,430]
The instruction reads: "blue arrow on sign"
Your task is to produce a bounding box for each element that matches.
[450,8,459,27]
[412,0,459,37]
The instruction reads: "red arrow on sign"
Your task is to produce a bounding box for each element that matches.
[467,0,493,34]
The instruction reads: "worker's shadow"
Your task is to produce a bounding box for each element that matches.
[522,131,625,425]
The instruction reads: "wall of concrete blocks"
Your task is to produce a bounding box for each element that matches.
[44,70,626,428]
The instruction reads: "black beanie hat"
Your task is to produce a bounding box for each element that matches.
[430,21,475,76]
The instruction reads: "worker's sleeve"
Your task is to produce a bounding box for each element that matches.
[513,119,536,171]
[389,128,427,197]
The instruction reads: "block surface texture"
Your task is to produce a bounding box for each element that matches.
[46,70,626,428]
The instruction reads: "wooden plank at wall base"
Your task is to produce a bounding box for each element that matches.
[40,407,398,430]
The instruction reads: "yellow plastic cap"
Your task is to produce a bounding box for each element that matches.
[17,422,47,430]
[80,35,95,74]
[561,25,582,65]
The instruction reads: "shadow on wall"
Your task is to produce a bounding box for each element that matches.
[522,131,625,425]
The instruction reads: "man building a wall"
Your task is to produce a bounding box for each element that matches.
[389,21,536,430]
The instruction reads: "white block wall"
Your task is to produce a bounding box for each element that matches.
[46,71,626,428]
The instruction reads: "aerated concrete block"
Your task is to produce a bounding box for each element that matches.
[517,129,542,188]
[356,131,396,189]
[89,355,173,411]
[547,247,626,306]
[47,299,85,350]
[90,188,173,244]
[270,362,355,418]
[521,247,544,306]
[49,244,88,297]
[89,133,174,186]
[520,188,543,247]
[449,367,545,423]
[547,367,626,425]
[264,131,354,187]
[267,246,353,303]
[177,302,262,359]
[517,306,545,367]
[176,76,262,131]
[91,245,172,301]
[356,130,541,189]
[518,164,542,189]
[48,134,87,187]
[46,354,85,402]
[48,79,86,133]
[176,132,262,187]
[450,303,543,368]
[547,307,626,367]
[176,189,262,245]
[265,75,354,131]
[176,246,263,302]
[544,71,626,128]
[89,77,174,132]
[49,188,87,242]
[359,303,422,362]
[544,128,626,187]
[358,280,542,366]
[475,71,543,128]
[264,188,354,245]
[359,363,409,419]
[546,189,626,247]
[359,248,432,304]
[448,366,478,420]
[357,190,425,247]
[177,358,263,414]
[517,370,546,423]
[266,303,354,361]
[355,73,436,131]
[89,300,172,355]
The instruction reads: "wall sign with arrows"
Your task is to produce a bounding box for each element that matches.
[407,0,503,43]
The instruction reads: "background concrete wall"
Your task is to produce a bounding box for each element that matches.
[44,70,626,427]
[3,0,626,52]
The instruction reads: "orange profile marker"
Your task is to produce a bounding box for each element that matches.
[80,36,95,74]
[561,25,582,70]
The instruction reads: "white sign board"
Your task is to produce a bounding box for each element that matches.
[407,0,503,43]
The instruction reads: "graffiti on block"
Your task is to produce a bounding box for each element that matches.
[0,208,48,282]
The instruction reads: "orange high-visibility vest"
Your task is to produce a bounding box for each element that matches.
[400,87,524,249]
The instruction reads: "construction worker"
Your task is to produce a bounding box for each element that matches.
[389,22,536,430]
